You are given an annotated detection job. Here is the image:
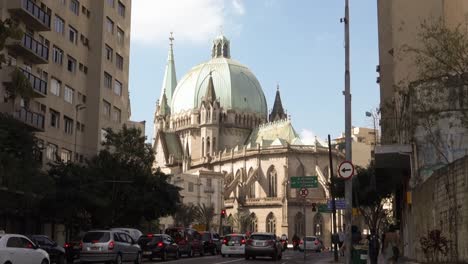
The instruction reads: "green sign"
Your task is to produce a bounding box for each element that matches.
[290,176,318,188]
[318,203,331,213]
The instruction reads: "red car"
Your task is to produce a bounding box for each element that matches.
[165,227,204,257]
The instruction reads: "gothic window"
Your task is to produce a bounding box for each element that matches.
[202,138,205,157]
[294,212,304,237]
[216,44,221,57]
[267,166,277,197]
[249,182,256,198]
[266,212,276,234]
[223,43,228,57]
[313,213,324,237]
[249,213,258,233]
[213,137,216,153]
[206,137,211,156]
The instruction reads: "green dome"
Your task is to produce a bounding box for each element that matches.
[170,36,268,117]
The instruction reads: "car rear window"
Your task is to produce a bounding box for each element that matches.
[250,234,274,240]
[83,232,110,243]
[138,235,162,244]
[305,237,316,241]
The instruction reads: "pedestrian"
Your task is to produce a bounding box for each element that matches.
[368,232,380,264]
[382,225,400,264]
[338,228,345,256]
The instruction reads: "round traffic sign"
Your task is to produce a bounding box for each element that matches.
[338,160,354,179]
[299,188,309,197]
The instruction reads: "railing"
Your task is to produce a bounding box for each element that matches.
[20,68,47,95]
[20,0,51,28]
[22,34,49,61]
[14,107,45,130]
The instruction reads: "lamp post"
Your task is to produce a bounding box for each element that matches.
[365,110,378,147]
[74,104,86,162]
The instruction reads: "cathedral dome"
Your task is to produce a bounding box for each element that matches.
[170,35,268,117]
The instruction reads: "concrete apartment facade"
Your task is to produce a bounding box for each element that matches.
[335,126,378,168]
[376,0,468,261]
[0,0,133,166]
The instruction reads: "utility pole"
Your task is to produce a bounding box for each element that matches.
[342,0,353,263]
[328,134,338,261]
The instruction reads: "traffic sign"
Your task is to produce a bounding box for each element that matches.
[338,161,354,179]
[327,199,346,210]
[291,176,318,188]
[299,188,309,197]
[318,203,332,213]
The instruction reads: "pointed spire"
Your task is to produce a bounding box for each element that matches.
[205,71,217,103]
[159,89,170,116]
[159,32,177,108]
[269,84,287,122]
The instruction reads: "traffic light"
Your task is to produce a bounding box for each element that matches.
[221,209,226,218]
[312,203,317,212]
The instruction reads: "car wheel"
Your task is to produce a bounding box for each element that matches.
[57,254,66,264]
[278,253,282,260]
[41,259,49,264]
[245,255,250,260]
[188,247,193,257]
[134,252,142,264]
[221,254,226,258]
[272,251,278,261]
[114,254,123,264]
[212,247,217,255]
[200,247,205,256]
[175,250,180,260]
[162,250,167,261]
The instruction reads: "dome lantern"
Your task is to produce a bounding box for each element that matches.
[211,35,230,59]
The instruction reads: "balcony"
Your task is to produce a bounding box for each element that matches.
[13,107,45,131]
[8,0,51,31]
[19,68,47,97]
[7,34,49,64]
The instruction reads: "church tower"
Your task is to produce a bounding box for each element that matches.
[269,85,287,122]
[200,72,221,158]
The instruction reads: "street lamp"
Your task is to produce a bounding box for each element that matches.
[74,104,86,162]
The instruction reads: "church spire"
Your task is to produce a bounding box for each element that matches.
[205,72,217,103]
[159,32,177,107]
[269,84,287,122]
[159,89,170,116]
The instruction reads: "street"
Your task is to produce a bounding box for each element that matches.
[135,250,333,264]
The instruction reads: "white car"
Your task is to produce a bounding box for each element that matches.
[0,233,50,264]
[221,234,246,257]
[298,236,323,252]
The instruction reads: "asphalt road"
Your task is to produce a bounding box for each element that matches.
[138,250,334,264]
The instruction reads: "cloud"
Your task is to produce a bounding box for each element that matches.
[232,0,245,15]
[300,129,327,146]
[131,0,245,46]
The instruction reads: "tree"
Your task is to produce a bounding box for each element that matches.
[173,204,196,227]
[194,203,215,231]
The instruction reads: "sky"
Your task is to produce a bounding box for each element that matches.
[128,0,380,144]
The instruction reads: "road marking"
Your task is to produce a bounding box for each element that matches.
[214,258,244,264]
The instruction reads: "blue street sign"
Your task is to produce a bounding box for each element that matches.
[328,199,346,210]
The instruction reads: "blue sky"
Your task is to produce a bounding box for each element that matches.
[129,0,379,144]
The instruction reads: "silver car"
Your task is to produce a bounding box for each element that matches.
[245,233,282,260]
[110,228,143,242]
[80,230,142,264]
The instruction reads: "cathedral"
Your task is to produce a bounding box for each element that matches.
[152,34,343,246]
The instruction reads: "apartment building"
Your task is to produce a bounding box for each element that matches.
[0,0,132,165]
[334,126,378,167]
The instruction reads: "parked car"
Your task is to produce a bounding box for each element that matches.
[63,239,81,264]
[220,234,246,257]
[279,234,288,251]
[80,230,142,264]
[245,233,282,260]
[110,228,143,242]
[0,233,50,264]
[28,235,66,264]
[137,233,179,261]
[165,227,204,257]
[298,236,323,252]
[200,231,221,255]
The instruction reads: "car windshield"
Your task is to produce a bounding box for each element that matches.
[250,234,274,241]
[138,235,162,244]
[83,232,110,243]
[305,237,316,241]
[165,229,184,240]
[201,233,211,241]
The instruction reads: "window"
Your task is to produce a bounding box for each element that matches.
[102,100,111,117]
[266,213,276,234]
[116,54,123,70]
[112,107,121,122]
[69,26,78,43]
[114,80,122,96]
[106,17,114,34]
[118,2,125,17]
[61,149,72,162]
[70,0,79,15]
[59,0,66,5]
[50,78,61,96]
[64,86,74,103]
[107,0,114,7]
[46,143,58,161]
[117,27,124,44]
[54,16,65,34]
[104,72,112,89]
[207,178,212,187]
[53,46,63,64]
[188,182,194,192]
[267,166,277,197]
[50,109,60,128]
[64,116,74,134]
[105,45,113,61]
[67,56,76,72]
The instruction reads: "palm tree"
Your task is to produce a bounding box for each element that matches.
[173,204,196,227]
[194,203,215,231]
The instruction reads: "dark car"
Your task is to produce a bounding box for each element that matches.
[64,240,81,264]
[165,227,204,257]
[245,233,282,260]
[200,232,221,255]
[28,235,66,264]
[138,234,179,261]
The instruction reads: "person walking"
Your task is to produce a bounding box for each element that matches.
[338,229,345,256]
[382,225,400,264]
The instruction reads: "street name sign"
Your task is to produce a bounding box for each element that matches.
[299,188,309,197]
[291,176,318,188]
[327,199,346,210]
[318,203,332,213]
[338,161,354,179]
